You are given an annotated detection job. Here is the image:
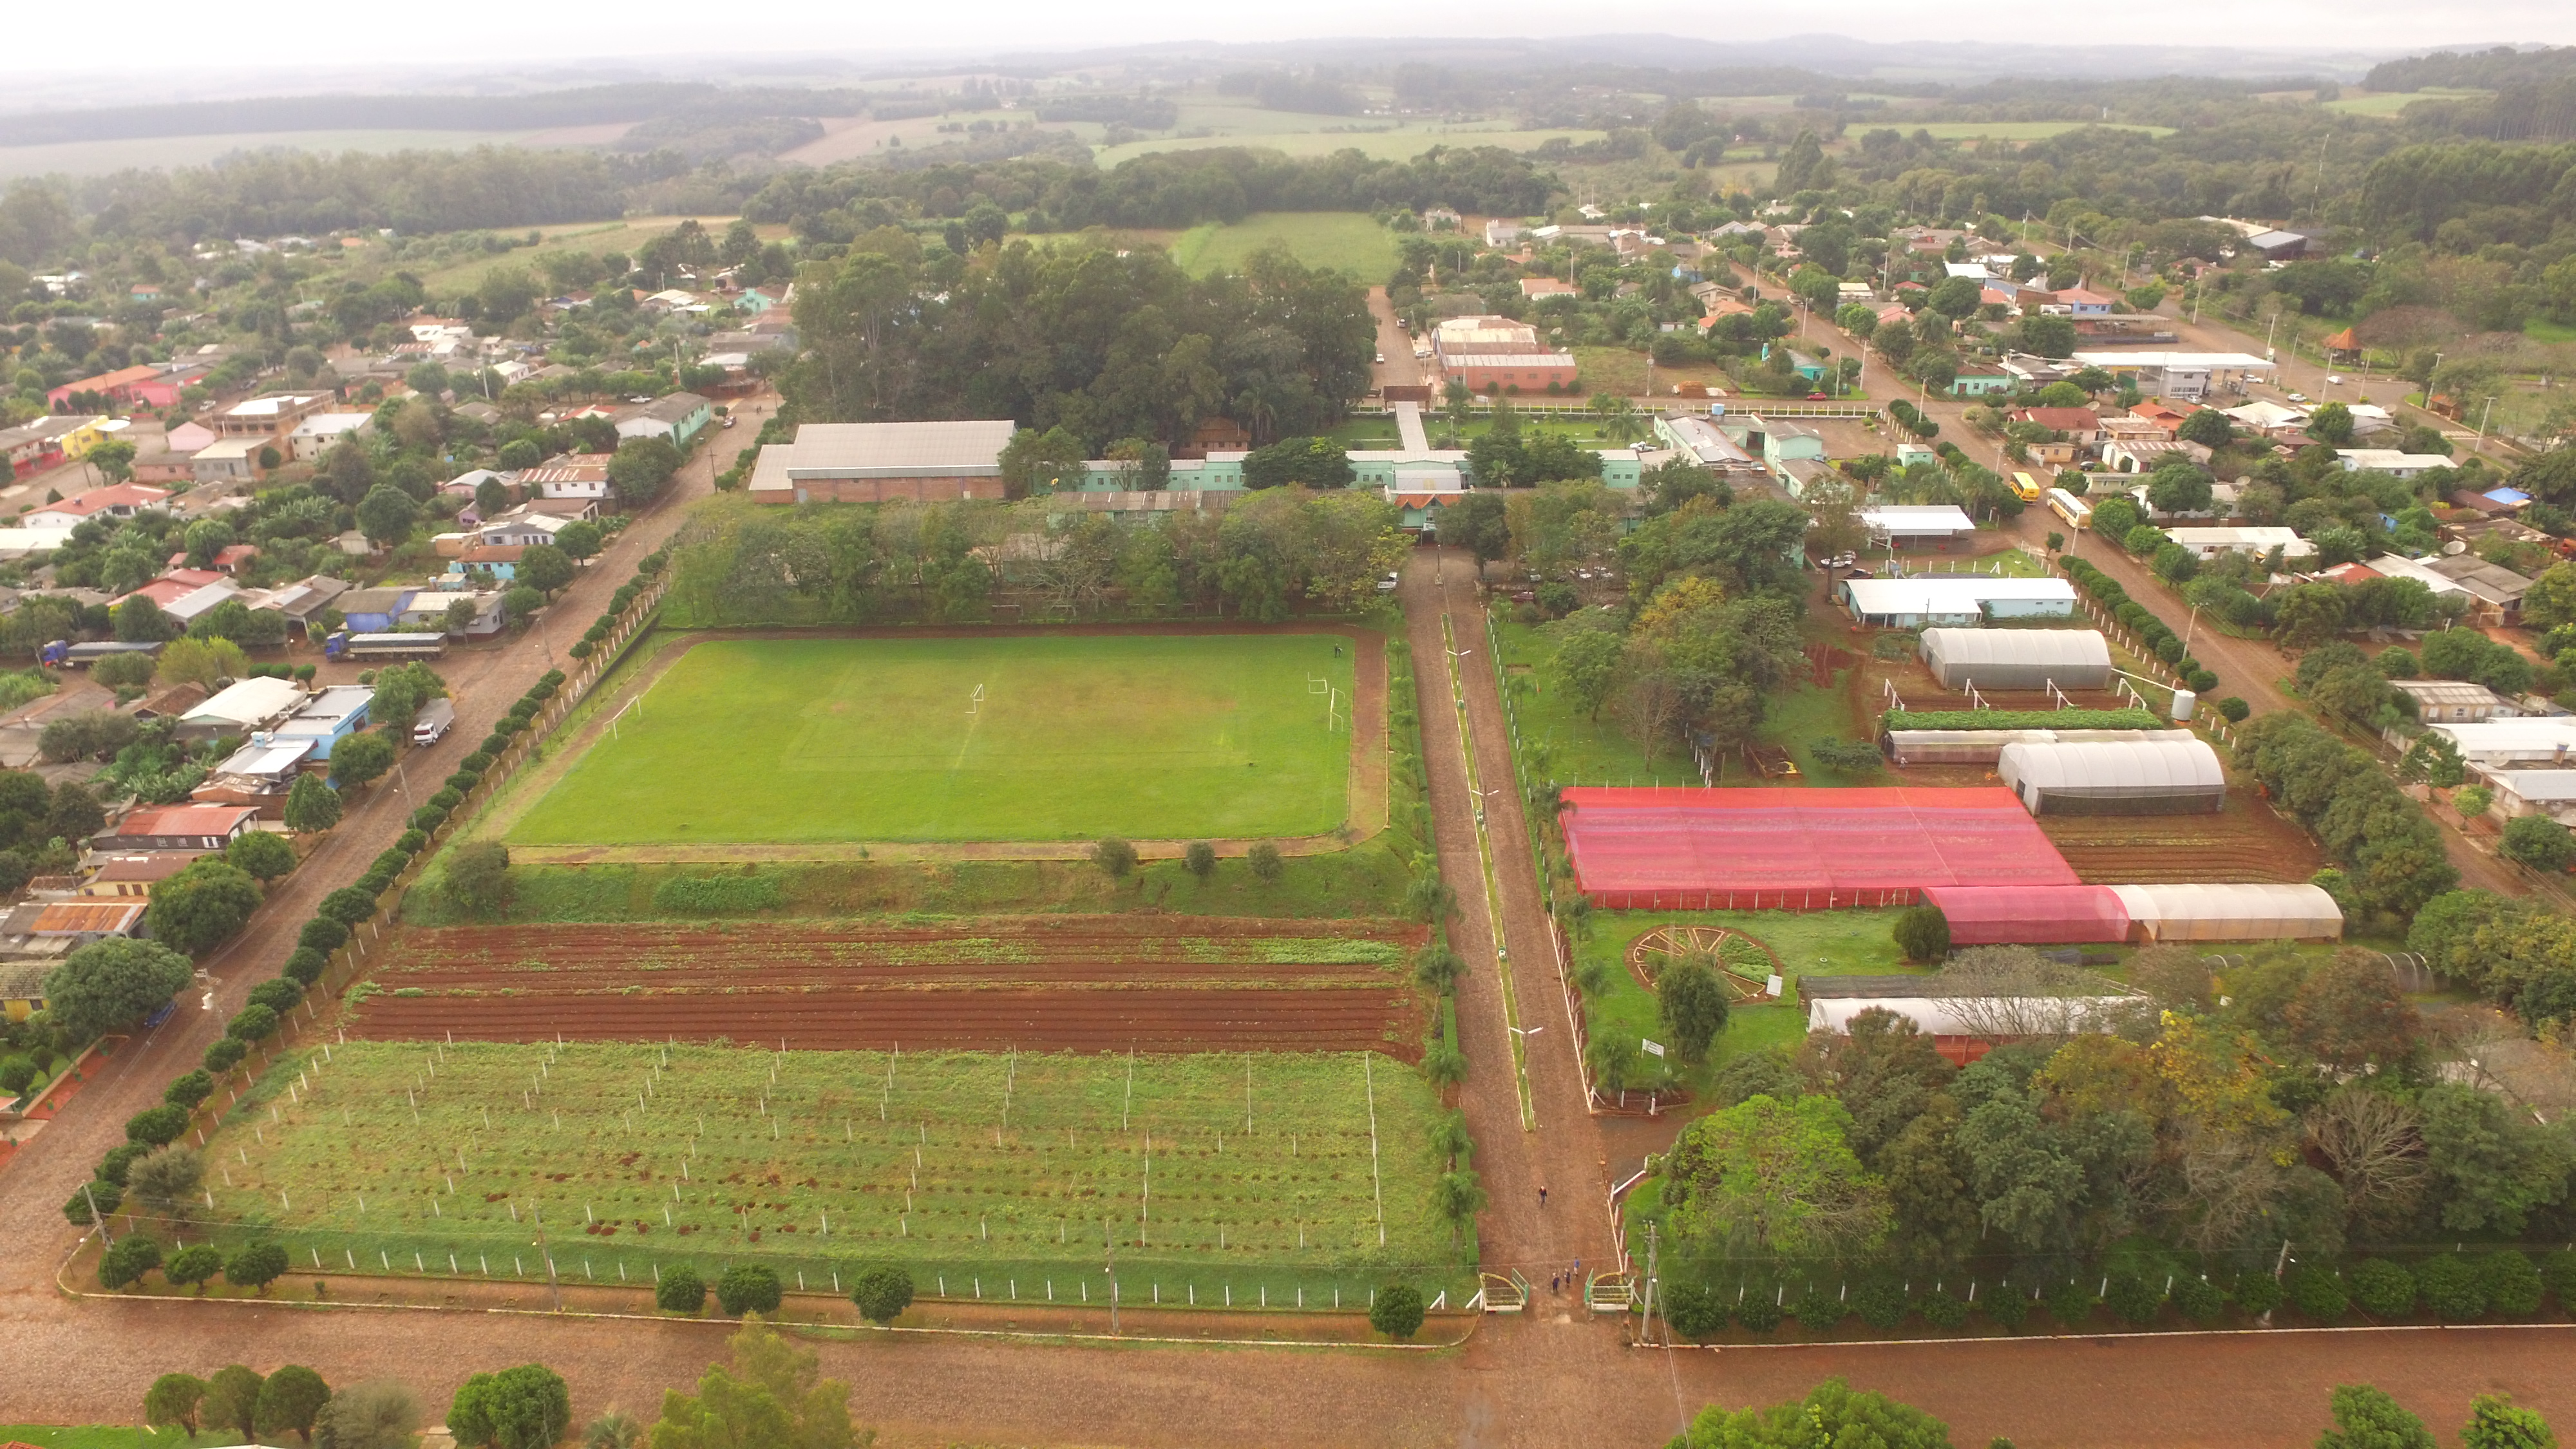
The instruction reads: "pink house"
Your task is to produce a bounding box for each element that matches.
[47,365,182,411]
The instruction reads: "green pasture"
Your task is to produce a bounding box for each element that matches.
[506,635,1354,846]
[1170,212,1401,279]
[1095,122,1607,168]
[188,1042,1465,1303]
[2325,88,2490,117]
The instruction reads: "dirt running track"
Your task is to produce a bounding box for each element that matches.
[5,499,2576,1443]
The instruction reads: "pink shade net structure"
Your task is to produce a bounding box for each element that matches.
[1920,884,2130,945]
[1558,786,2081,910]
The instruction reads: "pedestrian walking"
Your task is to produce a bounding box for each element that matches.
[1538,1184,1548,1209]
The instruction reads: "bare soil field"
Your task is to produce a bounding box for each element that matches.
[349,916,1432,1057]
[2040,790,2326,884]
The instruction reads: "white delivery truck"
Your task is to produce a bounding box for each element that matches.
[412,697,457,746]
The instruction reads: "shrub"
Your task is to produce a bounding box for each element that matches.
[164,1070,214,1109]
[1790,1287,1846,1334]
[100,1234,162,1290]
[1370,1283,1426,1340]
[2170,1276,2226,1325]
[126,1103,190,1146]
[1982,1285,2031,1329]
[1248,842,1284,883]
[396,829,430,855]
[1183,841,1217,880]
[2104,1271,2164,1325]
[2542,1251,2576,1312]
[2045,1279,2096,1328]
[317,887,378,927]
[2186,668,2219,694]
[1882,708,2161,732]
[478,734,509,756]
[2232,1272,2283,1317]
[1850,1276,1908,1332]
[2483,1252,2545,1316]
[247,978,303,1015]
[1730,1291,1782,1332]
[2217,696,2251,722]
[1892,904,1949,963]
[2349,1258,2416,1319]
[2501,815,2575,873]
[224,1242,288,1295]
[298,919,348,954]
[1091,837,1137,878]
[426,788,463,813]
[460,752,493,773]
[65,1179,121,1224]
[100,1142,149,1186]
[654,1265,705,1315]
[2286,1265,2348,1321]
[444,772,480,795]
[1917,1289,1970,1329]
[1661,1281,1728,1340]
[370,849,409,878]
[409,805,448,832]
[2418,1255,2486,1321]
[225,1003,278,1043]
[714,1263,781,1316]
[849,1264,916,1325]
[202,1037,247,1074]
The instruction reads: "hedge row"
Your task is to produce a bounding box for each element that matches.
[2061,558,2222,696]
[1882,708,2166,733]
[67,547,672,1236]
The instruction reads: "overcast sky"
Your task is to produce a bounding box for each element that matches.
[18,2,2576,86]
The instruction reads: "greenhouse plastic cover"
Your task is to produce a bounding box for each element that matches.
[2109,883,2345,941]
[1998,737,2226,798]
[1920,884,2130,945]
[1558,786,2080,909]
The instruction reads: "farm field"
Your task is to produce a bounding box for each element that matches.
[0,128,571,180]
[198,1041,1466,1304]
[1170,212,1400,279]
[1094,120,1608,167]
[348,916,1431,1057]
[2038,793,2325,883]
[409,215,788,294]
[1908,121,2176,141]
[506,634,1357,846]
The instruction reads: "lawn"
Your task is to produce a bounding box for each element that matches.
[1569,909,1919,1094]
[1169,212,1400,279]
[0,1432,240,1449]
[413,216,780,295]
[1489,612,1678,788]
[192,1042,1464,1305]
[1570,346,1738,400]
[506,635,1355,846]
[2325,88,2489,118]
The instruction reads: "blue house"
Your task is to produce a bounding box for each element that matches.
[335,587,415,632]
[265,685,373,761]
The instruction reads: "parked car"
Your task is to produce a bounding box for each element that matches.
[1376,571,1399,593]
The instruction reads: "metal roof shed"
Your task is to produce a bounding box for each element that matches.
[1918,627,2112,689]
[1997,737,2226,815]
[2109,883,2344,942]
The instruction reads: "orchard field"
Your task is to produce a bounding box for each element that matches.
[191,1040,1471,1305]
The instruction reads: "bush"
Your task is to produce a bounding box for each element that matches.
[298,919,348,954]
[849,1264,916,1325]
[202,1037,247,1074]
[1882,708,2162,732]
[1183,840,1217,880]
[2483,1252,2545,1316]
[164,1070,215,1109]
[2104,1272,2164,1325]
[225,1003,279,1044]
[654,1265,705,1315]
[478,734,509,756]
[100,1142,149,1186]
[1790,1287,1846,1334]
[2217,696,2251,722]
[1661,1281,1728,1339]
[99,1234,162,1290]
[1982,1285,2031,1329]
[317,887,378,927]
[2232,1272,2283,1317]
[1850,1275,1908,1332]
[409,806,449,833]
[2418,1254,2487,1320]
[2186,668,2219,694]
[714,1263,781,1316]
[1892,904,1949,963]
[126,1103,190,1146]
[460,752,493,773]
[65,1179,121,1224]
[2286,1265,2347,1321]
[247,978,303,1015]
[444,772,481,795]
[2044,1279,2096,1328]
[1734,1292,1783,1333]
[2170,1275,2227,1325]
[278,949,328,989]
[396,829,430,855]
[1248,842,1284,883]
[1370,1283,1426,1340]
[1917,1289,1970,1329]
[427,788,463,813]
[1091,837,1137,878]
[2542,1251,2576,1312]
[2349,1258,2416,1318]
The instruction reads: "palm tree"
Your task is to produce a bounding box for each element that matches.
[1592,392,1640,445]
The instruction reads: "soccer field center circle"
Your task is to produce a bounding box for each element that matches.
[1557,786,2343,945]
[502,626,1387,853]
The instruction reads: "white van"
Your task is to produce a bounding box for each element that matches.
[412,697,457,746]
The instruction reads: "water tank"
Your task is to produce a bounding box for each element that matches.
[2170,688,2197,722]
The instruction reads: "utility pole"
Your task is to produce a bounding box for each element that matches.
[535,1202,560,1312]
[1642,1222,1662,1346]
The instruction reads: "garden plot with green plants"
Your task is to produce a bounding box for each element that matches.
[196,1039,1473,1307]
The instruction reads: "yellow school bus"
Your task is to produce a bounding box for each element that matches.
[2012,470,2043,502]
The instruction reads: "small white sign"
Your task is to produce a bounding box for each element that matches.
[1640,1038,1666,1058]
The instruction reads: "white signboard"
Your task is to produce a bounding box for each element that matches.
[1640,1038,1666,1058]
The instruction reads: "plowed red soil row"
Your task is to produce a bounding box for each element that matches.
[354,987,1421,1057]
[348,916,1430,1058]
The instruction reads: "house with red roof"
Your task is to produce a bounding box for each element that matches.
[21,483,172,528]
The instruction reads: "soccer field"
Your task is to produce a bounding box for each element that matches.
[509,635,1358,845]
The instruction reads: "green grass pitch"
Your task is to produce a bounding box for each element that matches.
[509,635,1356,845]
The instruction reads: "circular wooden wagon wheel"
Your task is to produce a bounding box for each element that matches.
[1625,925,1779,1003]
